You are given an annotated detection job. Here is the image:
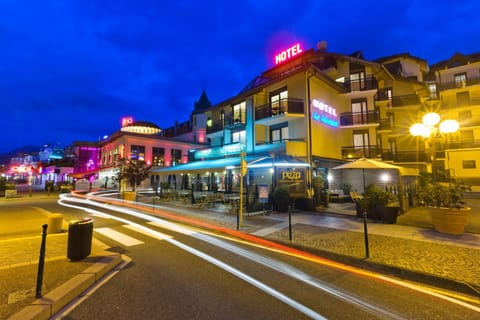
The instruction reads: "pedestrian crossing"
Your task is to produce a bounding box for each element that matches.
[95,227,144,247]
[93,222,177,247]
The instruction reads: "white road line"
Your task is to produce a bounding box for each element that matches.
[147,221,197,235]
[123,224,172,240]
[95,227,144,247]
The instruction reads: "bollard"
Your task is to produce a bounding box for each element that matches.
[47,213,63,234]
[363,211,370,258]
[36,224,48,298]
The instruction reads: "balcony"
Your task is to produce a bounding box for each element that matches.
[382,150,429,162]
[387,94,421,108]
[377,118,393,131]
[341,145,382,159]
[339,110,379,127]
[255,98,304,125]
[445,139,480,149]
[342,76,377,92]
[437,76,480,91]
[206,118,235,135]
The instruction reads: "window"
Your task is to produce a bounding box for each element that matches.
[270,89,288,114]
[351,99,368,124]
[231,130,246,144]
[350,71,365,91]
[428,83,437,100]
[171,149,182,166]
[270,124,289,143]
[462,160,476,169]
[233,101,246,123]
[456,91,470,106]
[152,147,165,167]
[454,73,467,88]
[130,145,145,161]
[353,130,370,157]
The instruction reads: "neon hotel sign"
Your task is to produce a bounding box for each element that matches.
[312,99,339,127]
[274,43,303,65]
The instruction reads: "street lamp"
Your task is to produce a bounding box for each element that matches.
[409,112,459,182]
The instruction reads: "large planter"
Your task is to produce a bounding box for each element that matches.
[123,191,137,202]
[429,207,471,235]
[379,205,399,224]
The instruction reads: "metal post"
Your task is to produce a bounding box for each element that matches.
[363,211,370,258]
[36,224,48,298]
[288,202,293,241]
[236,200,240,231]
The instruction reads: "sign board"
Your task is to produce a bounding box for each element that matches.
[258,184,269,203]
[274,43,303,65]
[75,179,90,191]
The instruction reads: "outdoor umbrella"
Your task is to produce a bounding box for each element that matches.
[331,157,405,194]
[331,157,406,258]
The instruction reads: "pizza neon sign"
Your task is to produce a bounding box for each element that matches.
[274,43,303,65]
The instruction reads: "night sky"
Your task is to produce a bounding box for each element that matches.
[2,0,480,154]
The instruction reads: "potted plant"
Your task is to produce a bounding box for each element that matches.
[272,186,290,212]
[359,184,399,223]
[420,178,471,235]
[116,158,152,201]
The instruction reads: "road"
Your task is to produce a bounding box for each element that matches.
[9,196,480,319]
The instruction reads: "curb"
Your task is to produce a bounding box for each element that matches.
[276,239,480,298]
[8,253,122,320]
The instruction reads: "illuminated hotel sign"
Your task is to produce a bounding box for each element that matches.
[195,143,242,160]
[275,43,303,65]
[121,117,134,127]
[311,99,339,127]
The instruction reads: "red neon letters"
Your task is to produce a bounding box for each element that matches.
[275,43,303,65]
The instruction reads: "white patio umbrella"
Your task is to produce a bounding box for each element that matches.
[331,157,405,194]
[331,158,406,259]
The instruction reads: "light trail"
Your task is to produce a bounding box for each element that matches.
[59,192,480,313]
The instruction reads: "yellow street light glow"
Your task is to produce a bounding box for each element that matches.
[439,119,460,133]
[409,123,430,137]
[422,112,440,126]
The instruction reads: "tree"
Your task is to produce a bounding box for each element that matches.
[116,158,152,192]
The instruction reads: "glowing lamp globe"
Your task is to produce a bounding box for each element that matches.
[439,119,459,133]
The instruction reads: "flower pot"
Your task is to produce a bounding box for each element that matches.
[429,207,471,235]
[123,191,137,202]
[380,205,399,224]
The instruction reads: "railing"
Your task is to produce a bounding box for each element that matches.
[342,76,377,92]
[441,97,480,109]
[389,94,420,107]
[339,110,379,126]
[206,118,234,134]
[378,118,392,130]
[341,145,382,159]
[437,76,480,91]
[382,151,429,162]
[445,139,480,149]
[255,98,304,121]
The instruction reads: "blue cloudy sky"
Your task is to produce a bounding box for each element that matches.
[1,0,480,154]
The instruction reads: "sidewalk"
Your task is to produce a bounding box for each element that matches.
[1,192,479,319]
[0,200,122,319]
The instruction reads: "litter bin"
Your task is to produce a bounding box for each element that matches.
[67,218,94,261]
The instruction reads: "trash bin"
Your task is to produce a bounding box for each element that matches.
[67,218,94,261]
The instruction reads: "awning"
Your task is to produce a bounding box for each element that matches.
[150,156,259,175]
[247,155,310,169]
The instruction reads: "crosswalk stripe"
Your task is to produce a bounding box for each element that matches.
[95,227,144,246]
[123,224,172,241]
[147,221,197,235]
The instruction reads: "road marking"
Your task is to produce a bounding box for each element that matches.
[123,224,172,240]
[147,221,197,235]
[94,228,144,246]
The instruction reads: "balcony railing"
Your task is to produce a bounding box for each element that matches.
[376,94,421,107]
[206,118,235,134]
[382,151,429,162]
[339,110,379,126]
[377,118,392,130]
[341,145,382,159]
[255,98,304,121]
[445,139,480,149]
[342,76,377,92]
[437,76,480,91]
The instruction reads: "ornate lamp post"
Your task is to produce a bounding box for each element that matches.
[409,112,459,182]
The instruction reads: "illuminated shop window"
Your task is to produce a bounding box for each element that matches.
[152,147,165,167]
[130,145,145,161]
[171,149,182,166]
